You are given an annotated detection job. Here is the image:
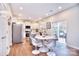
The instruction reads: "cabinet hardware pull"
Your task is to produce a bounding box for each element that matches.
[1,36,6,39]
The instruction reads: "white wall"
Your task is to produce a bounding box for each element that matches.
[66,6,79,49]
[52,5,79,49]
[38,5,79,49]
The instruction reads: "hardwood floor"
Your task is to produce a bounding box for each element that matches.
[9,38,33,56]
[9,38,79,56]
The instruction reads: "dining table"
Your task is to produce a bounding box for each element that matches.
[35,35,57,40]
[35,35,58,53]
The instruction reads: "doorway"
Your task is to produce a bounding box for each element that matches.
[52,20,67,44]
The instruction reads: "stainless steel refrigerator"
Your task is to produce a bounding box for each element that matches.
[12,23,23,44]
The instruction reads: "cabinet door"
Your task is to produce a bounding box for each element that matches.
[0,16,9,56]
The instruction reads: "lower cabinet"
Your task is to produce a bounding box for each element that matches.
[0,38,10,56]
[0,46,10,56]
[0,33,11,56]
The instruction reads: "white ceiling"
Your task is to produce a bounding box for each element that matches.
[10,3,77,21]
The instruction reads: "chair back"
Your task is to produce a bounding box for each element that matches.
[46,40,56,49]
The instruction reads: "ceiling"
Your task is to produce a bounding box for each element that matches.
[9,3,77,21]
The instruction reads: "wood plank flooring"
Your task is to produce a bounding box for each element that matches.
[9,38,33,56]
[9,38,79,56]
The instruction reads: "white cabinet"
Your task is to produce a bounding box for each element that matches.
[0,16,10,56]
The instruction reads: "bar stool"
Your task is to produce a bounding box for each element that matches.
[47,40,56,56]
[39,40,49,53]
[31,37,40,56]
[32,50,40,56]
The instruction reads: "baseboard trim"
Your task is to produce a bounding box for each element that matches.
[67,44,79,50]
[13,42,23,45]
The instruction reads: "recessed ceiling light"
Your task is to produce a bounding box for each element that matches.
[58,6,62,9]
[18,13,22,16]
[46,13,49,16]
[28,17,31,19]
[38,17,42,19]
[20,7,23,10]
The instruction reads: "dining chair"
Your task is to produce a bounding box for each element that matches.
[46,40,56,56]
